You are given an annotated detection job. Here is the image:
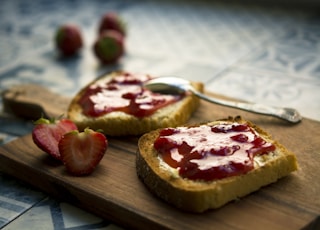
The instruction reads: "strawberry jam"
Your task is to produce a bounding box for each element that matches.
[154,122,276,181]
[78,72,183,118]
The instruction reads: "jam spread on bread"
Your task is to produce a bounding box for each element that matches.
[78,73,183,118]
[154,123,276,181]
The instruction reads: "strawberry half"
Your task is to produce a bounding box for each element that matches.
[59,128,108,176]
[32,118,78,160]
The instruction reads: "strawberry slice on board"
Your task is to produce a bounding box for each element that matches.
[59,128,108,176]
[32,117,78,160]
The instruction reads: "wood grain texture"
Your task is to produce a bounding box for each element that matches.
[0,87,319,229]
[2,84,69,119]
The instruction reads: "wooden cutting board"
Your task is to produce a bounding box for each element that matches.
[0,84,319,229]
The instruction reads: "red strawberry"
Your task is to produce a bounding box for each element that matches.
[98,11,126,37]
[32,118,78,160]
[55,24,83,56]
[93,30,125,64]
[59,128,108,176]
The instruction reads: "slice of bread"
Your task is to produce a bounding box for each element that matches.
[67,71,203,136]
[136,116,298,212]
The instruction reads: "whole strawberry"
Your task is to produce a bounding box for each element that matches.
[98,11,126,37]
[32,118,78,160]
[59,128,108,176]
[55,24,83,56]
[93,30,124,64]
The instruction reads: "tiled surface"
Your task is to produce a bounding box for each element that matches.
[0,0,319,229]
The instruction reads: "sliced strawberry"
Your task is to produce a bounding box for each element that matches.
[32,117,78,160]
[59,128,108,176]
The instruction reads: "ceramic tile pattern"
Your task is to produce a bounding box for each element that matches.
[0,0,319,229]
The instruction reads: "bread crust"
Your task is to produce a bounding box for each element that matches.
[67,71,203,136]
[136,116,298,212]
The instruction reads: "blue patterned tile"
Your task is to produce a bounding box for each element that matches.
[0,133,17,146]
[0,0,132,68]
[238,43,320,79]
[0,50,219,98]
[206,68,320,121]
[125,0,287,66]
[235,11,320,80]
[278,25,320,51]
[0,173,46,228]
[0,113,34,137]
[2,198,122,230]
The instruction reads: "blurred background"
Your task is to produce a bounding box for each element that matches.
[0,0,319,229]
[1,0,319,121]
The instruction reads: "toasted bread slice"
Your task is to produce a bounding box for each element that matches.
[67,71,203,136]
[136,116,298,212]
